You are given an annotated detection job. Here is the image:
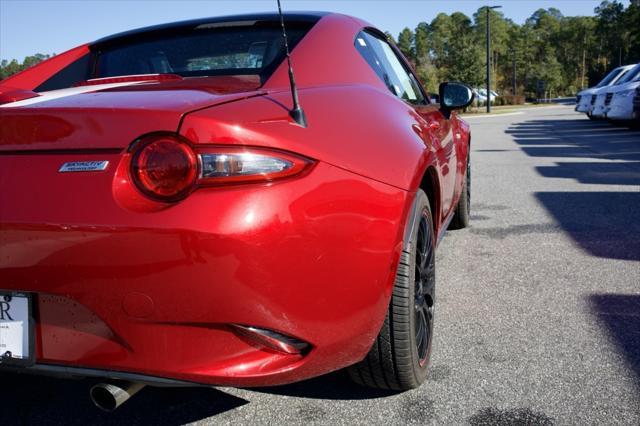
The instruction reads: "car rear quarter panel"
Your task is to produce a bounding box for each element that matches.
[258,11,465,233]
[0,149,409,384]
[180,85,433,192]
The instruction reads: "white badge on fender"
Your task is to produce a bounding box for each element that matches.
[59,161,109,173]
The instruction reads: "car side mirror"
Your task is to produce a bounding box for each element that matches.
[439,82,474,118]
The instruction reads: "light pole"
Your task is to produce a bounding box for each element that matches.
[485,5,502,113]
[510,48,516,96]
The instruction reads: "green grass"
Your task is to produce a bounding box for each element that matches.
[461,103,562,116]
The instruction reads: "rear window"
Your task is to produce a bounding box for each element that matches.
[93,23,312,82]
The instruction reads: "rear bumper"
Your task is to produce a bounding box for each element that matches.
[0,363,197,387]
[0,160,409,386]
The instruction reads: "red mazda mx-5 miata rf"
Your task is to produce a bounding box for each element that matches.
[0,12,473,409]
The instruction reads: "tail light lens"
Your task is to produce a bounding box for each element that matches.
[199,148,310,186]
[131,135,198,201]
[130,134,313,202]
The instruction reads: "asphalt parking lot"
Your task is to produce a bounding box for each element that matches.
[2,105,639,425]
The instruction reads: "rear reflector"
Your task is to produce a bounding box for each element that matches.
[231,324,310,355]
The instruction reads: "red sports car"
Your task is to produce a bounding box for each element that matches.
[0,12,473,409]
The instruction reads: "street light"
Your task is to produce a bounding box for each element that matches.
[484,5,502,113]
[510,48,516,96]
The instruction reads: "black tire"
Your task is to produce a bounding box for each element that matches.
[449,150,470,230]
[348,190,435,391]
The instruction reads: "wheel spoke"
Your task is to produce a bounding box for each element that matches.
[425,303,434,321]
[416,219,432,278]
[423,275,434,298]
[413,211,435,365]
[415,310,427,358]
[416,221,428,272]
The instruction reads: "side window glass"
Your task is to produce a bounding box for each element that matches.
[34,55,91,92]
[355,31,425,104]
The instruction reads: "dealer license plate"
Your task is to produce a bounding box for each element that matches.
[0,292,34,367]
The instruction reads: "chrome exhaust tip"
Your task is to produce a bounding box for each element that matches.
[90,382,145,412]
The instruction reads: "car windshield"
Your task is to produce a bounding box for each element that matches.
[595,67,624,88]
[93,22,312,82]
[614,64,640,85]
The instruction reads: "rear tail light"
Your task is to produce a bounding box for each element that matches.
[130,134,313,202]
[199,149,309,186]
[131,135,199,202]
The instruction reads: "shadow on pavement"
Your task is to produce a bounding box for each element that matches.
[506,117,640,165]
[0,372,247,425]
[589,294,640,389]
[535,192,640,261]
[536,162,640,186]
[507,115,640,261]
[250,369,397,400]
[0,369,393,424]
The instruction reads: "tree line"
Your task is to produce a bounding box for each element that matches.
[0,54,54,80]
[392,0,640,98]
[1,0,639,97]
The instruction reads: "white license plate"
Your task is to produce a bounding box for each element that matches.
[0,292,33,366]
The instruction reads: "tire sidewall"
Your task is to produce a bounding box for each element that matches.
[404,190,435,383]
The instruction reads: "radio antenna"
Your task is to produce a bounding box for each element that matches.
[277,0,307,127]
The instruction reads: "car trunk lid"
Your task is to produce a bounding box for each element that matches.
[0,76,264,152]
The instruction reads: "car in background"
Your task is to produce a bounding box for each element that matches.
[636,91,640,128]
[474,88,498,104]
[0,12,475,410]
[576,64,634,118]
[591,64,640,119]
[605,71,640,127]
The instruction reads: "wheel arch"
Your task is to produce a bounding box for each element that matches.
[418,166,441,237]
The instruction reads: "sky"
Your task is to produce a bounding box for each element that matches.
[0,0,631,62]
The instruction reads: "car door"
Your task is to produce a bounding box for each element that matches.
[354,30,458,217]
[412,102,456,218]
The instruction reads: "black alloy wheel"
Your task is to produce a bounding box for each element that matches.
[349,190,435,390]
[414,210,435,366]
